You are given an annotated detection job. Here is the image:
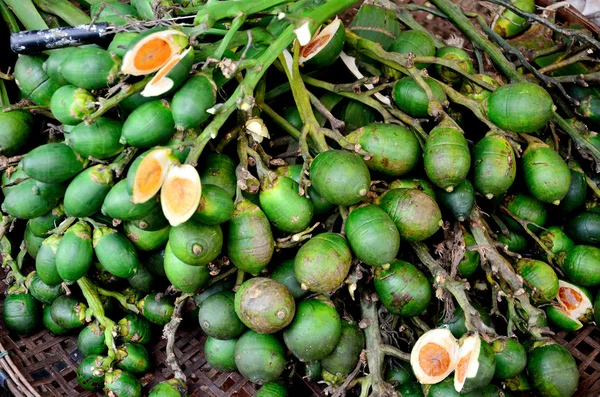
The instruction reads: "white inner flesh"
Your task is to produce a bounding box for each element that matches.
[454,334,481,392]
[298,18,341,64]
[557,280,593,321]
[141,47,191,97]
[161,164,202,227]
[132,148,173,204]
[410,328,459,384]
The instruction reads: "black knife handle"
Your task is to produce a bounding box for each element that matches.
[10,23,111,54]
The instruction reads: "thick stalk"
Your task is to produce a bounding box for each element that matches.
[0,81,9,109]
[2,0,47,31]
[77,277,118,356]
[84,77,152,125]
[96,286,139,314]
[163,294,191,382]
[359,294,399,397]
[184,0,359,166]
[193,27,273,62]
[32,0,90,26]
[108,147,138,178]
[212,14,247,60]
[0,0,19,34]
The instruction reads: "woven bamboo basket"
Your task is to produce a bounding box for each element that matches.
[0,1,599,396]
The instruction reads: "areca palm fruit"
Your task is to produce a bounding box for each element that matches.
[56,221,93,283]
[43,305,69,335]
[43,48,78,85]
[66,117,124,160]
[130,147,177,204]
[22,143,84,184]
[164,243,210,293]
[388,30,435,69]
[64,165,114,217]
[198,290,246,340]
[294,232,352,293]
[283,297,342,362]
[108,33,139,57]
[565,211,600,245]
[270,259,308,299]
[487,83,553,133]
[234,277,295,334]
[24,224,44,258]
[3,290,41,336]
[443,304,493,339]
[321,320,364,376]
[50,295,87,329]
[194,184,235,225]
[377,188,443,242]
[29,272,64,304]
[78,322,108,358]
[516,259,559,302]
[558,245,600,286]
[454,334,496,393]
[386,364,416,387]
[161,163,201,226]
[172,74,217,131]
[2,165,29,196]
[341,123,421,176]
[276,164,333,216]
[122,28,188,76]
[50,85,95,125]
[199,153,237,198]
[102,180,159,221]
[141,47,194,97]
[0,110,34,156]
[27,206,65,237]
[424,121,470,191]
[228,199,274,275]
[2,179,66,219]
[492,337,527,380]
[124,222,169,251]
[522,142,571,205]
[61,47,121,90]
[334,100,378,132]
[91,1,138,25]
[121,99,175,148]
[389,178,437,199]
[127,264,158,293]
[259,175,313,233]
[540,226,575,259]
[14,55,61,106]
[94,226,140,278]
[168,219,222,266]
[118,314,151,344]
[205,337,238,372]
[115,343,150,375]
[256,381,288,397]
[345,204,400,267]
[502,193,547,233]
[438,180,475,222]
[36,235,62,286]
[493,0,536,38]
[410,328,459,384]
[349,4,402,50]
[149,379,186,397]
[374,259,431,317]
[435,46,474,83]
[458,232,480,278]
[497,230,527,252]
[396,383,424,397]
[546,280,593,331]
[392,77,447,118]
[526,340,579,397]
[103,370,142,397]
[425,378,459,396]
[560,168,587,214]
[77,355,107,391]
[473,134,517,199]
[299,18,345,67]
[235,330,286,383]
[460,74,500,101]
[138,293,174,325]
[310,150,370,206]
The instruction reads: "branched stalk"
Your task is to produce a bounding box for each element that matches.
[77,277,118,357]
[163,293,191,382]
[84,77,152,125]
[96,286,139,314]
[410,242,497,336]
[212,13,247,60]
[532,49,597,76]
[108,147,138,179]
[500,206,555,261]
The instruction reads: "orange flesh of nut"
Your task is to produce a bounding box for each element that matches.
[133,38,172,71]
[135,158,163,197]
[301,35,331,58]
[153,55,180,82]
[559,287,583,311]
[456,352,471,384]
[418,343,451,377]
[162,177,197,213]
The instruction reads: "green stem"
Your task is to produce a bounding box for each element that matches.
[2,0,48,30]
[84,77,152,125]
[0,0,19,33]
[51,216,76,235]
[97,285,140,314]
[0,81,9,109]
[194,28,273,61]
[77,277,118,356]
[188,0,288,21]
[395,8,445,48]
[257,100,301,141]
[553,112,600,163]
[500,206,555,261]
[108,147,138,178]
[32,0,90,26]
[212,14,247,60]
[184,0,359,166]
